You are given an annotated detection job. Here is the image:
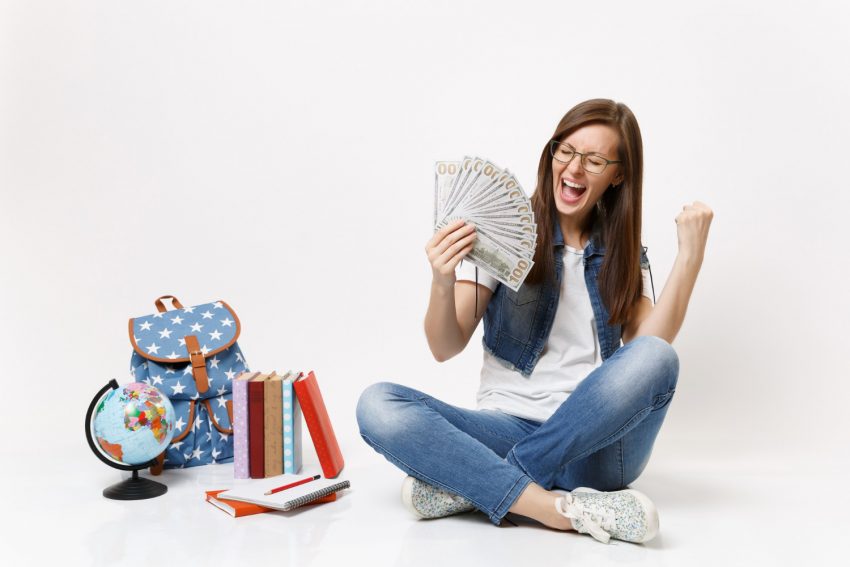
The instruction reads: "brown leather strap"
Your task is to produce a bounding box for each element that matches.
[151,397,197,474]
[204,399,234,434]
[171,401,196,443]
[155,295,184,313]
[225,400,234,430]
[150,452,165,476]
[184,335,209,394]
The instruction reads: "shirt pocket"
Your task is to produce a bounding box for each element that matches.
[505,281,542,306]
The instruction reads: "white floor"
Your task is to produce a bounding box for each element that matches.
[8,437,846,566]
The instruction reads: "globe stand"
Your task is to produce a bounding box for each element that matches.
[102,469,167,500]
[85,379,168,501]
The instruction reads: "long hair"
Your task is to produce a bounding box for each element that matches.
[526,99,644,327]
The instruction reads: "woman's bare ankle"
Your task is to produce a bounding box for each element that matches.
[508,483,574,531]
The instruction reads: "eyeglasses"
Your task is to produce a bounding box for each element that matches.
[549,140,621,175]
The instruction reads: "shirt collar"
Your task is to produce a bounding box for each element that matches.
[552,215,607,257]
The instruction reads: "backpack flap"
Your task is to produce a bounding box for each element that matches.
[129,299,241,394]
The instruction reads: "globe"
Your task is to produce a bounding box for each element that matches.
[92,381,176,465]
[85,379,175,499]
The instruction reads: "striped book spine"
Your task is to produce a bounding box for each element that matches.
[232,372,256,479]
[282,378,301,474]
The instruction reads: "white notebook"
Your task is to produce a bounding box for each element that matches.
[219,474,350,512]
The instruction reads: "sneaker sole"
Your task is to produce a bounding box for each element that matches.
[572,487,660,543]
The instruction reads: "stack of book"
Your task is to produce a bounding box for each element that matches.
[232,370,344,480]
[208,370,348,517]
[206,473,348,518]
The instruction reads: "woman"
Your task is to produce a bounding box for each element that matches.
[356,99,713,544]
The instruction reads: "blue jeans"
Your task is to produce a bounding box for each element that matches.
[356,335,679,525]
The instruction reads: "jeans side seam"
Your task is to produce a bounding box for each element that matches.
[618,438,625,488]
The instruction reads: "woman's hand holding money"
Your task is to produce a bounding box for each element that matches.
[425,219,477,288]
[424,218,485,361]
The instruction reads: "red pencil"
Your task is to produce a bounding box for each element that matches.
[264,474,321,495]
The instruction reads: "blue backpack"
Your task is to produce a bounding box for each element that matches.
[129,295,250,473]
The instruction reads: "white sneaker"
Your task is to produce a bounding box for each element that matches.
[555,487,659,544]
[401,475,476,519]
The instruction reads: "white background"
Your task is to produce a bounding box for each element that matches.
[2,1,849,562]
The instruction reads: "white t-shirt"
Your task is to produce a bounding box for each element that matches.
[457,245,654,423]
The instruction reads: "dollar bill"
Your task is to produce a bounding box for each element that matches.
[461,170,523,212]
[465,229,535,292]
[434,161,461,229]
[433,156,538,291]
[472,223,536,258]
[454,160,510,212]
[438,156,484,223]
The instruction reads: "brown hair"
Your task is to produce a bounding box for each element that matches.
[526,98,644,327]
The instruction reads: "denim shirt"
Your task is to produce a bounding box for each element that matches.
[482,220,651,377]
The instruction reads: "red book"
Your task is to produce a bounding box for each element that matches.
[293,371,344,478]
[206,490,270,517]
[205,489,337,517]
[247,374,270,479]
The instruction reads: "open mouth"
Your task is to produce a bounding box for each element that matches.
[561,178,587,202]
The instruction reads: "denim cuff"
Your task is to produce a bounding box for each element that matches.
[490,472,534,526]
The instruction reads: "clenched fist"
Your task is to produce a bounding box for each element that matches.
[675,201,713,261]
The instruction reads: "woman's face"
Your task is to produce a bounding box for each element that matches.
[551,123,623,230]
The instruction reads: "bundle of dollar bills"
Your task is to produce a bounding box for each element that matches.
[434,157,537,291]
